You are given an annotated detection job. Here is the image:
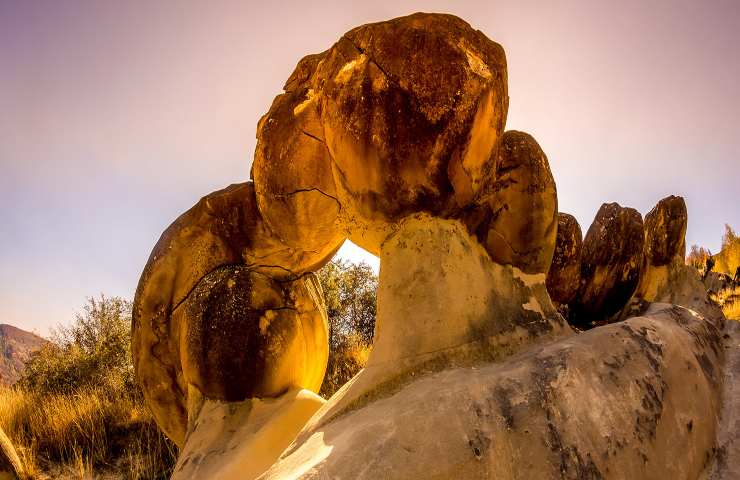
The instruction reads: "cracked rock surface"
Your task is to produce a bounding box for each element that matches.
[131,12,736,480]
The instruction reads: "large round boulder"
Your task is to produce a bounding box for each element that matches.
[253,13,509,253]
[643,195,687,266]
[178,266,328,402]
[546,213,583,305]
[571,203,644,325]
[132,182,332,445]
[460,131,557,274]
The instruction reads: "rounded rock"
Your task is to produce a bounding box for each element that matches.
[546,213,583,305]
[572,203,644,325]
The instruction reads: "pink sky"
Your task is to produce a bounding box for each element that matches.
[1,0,738,334]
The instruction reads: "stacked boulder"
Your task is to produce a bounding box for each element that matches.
[131,12,734,480]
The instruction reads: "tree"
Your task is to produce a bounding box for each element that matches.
[20,295,135,395]
[316,259,378,397]
[716,224,740,275]
[686,244,711,272]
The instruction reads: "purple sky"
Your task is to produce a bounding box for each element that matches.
[1,0,738,335]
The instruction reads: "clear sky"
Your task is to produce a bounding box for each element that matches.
[1,0,738,335]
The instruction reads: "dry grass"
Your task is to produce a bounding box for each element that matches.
[0,386,176,479]
[711,285,740,321]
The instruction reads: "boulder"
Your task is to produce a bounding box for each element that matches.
[571,203,644,326]
[643,195,687,266]
[262,304,724,480]
[631,196,723,322]
[178,266,328,402]
[130,12,738,480]
[471,131,558,274]
[259,13,509,253]
[132,182,334,446]
[546,213,583,305]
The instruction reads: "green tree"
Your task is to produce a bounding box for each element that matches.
[20,295,135,395]
[316,259,378,397]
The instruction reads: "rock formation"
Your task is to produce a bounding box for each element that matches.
[131,12,737,480]
[546,213,583,306]
[570,203,645,326]
[0,426,24,480]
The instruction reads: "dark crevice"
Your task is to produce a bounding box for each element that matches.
[341,35,402,90]
[170,262,245,315]
[300,129,326,145]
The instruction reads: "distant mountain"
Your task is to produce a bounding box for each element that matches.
[0,324,47,386]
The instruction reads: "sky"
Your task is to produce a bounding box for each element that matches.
[1,0,738,335]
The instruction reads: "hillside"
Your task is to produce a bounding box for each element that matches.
[0,324,46,386]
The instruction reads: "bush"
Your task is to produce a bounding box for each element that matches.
[4,295,177,479]
[715,224,740,276]
[20,295,135,396]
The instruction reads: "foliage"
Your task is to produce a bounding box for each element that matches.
[6,295,177,479]
[715,224,740,276]
[686,244,712,272]
[20,295,135,396]
[316,259,378,397]
[0,386,176,479]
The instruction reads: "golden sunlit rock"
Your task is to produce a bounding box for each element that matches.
[130,11,736,480]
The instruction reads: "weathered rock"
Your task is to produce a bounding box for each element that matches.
[643,195,687,266]
[630,196,723,322]
[709,320,740,479]
[132,182,333,445]
[130,12,739,480]
[285,214,571,456]
[546,213,583,305]
[251,54,344,261]
[262,304,723,480]
[269,13,509,253]
[178,266,328,402]
[571,203,644,326]
[470,131,558,274]
[172,389,325,480]
[0,427,24,480]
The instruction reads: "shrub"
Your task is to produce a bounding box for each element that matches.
[4,295,177,479]
[20,295,135,396]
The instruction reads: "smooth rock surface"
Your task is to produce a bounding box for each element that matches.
[262,304,723,480]
[172,389,325,480]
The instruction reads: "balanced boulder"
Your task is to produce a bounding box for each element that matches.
[473,131,558,274]
[546,213,583,305]
[571,203,644,325]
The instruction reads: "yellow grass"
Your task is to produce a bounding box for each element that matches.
[0,386,176,479]
[711,285,740,321]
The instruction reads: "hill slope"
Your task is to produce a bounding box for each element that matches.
[0,324,46,385]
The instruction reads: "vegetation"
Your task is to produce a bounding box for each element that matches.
[0,259,379,478]
[0,295,177,479]
[687,224,740,278]
[715,224,740,276]
[316,259,378,397]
